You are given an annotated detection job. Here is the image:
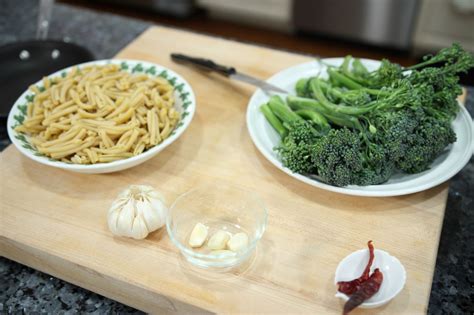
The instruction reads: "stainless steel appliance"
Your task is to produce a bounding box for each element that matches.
[293,0,420,49]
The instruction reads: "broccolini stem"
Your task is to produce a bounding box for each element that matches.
[328,68,364,89]
[287,95,360,129]
[310,79,377,115]
[260,104,287,138]
[352,58,370,76]
[295,78,310,96]
[319,79,390,99]
[340,55,370,85]
[405,43,470,71]
[405,60,438,71]
[363,88,391,97]
[405,58,443,71]
[287,95,322,111]
[267,95,301,124]
[341,55,352,72]
[294,109,330,129]
[287,95,334,116]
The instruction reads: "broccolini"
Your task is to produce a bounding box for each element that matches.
[260,43,473,186]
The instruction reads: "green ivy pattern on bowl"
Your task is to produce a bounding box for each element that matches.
[10,60,194,161]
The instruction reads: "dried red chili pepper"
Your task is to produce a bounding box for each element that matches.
[337,240,375,295]
[343,268,384,315]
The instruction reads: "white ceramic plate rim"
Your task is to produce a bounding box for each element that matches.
[7,59,196,172]
[246,58,474,197]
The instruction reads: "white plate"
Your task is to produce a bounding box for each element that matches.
[7,59,196,174]
[246,58,474,197]
[334,248,406,308]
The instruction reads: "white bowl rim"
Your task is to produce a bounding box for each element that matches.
[334,248,407,307]
[7,58,196,171]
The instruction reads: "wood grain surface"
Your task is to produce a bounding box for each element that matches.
[0,26,450,314]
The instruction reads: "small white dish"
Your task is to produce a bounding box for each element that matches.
[7,59,196,174]
[246,58,474,197]
[334,248,406,308]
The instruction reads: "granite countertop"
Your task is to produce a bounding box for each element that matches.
[0,1,473,314]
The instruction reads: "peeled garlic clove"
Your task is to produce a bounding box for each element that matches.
[211,250,234,257]
[227,232,249,252]
[207,230,230,250]
[188,223,208,248]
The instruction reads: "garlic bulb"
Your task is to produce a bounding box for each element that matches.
[107,185,167,239]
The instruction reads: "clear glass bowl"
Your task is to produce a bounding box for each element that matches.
[166,183,267,269]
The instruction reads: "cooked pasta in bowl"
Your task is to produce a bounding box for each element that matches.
[7,59,195,173]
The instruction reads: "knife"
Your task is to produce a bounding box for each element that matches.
[171,53,288,94]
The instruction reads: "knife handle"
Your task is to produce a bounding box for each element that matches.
[171,53,236,77]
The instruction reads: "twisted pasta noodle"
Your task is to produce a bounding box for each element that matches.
[15,64,180,164]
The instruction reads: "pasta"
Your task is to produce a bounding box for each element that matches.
[16,64,180,164]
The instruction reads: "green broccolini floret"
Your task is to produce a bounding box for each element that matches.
[406,42,474,71]
[407,65,470,120]
[285,119,319,144]
[276,120,318,174]
[370,108,423,162]
[366,59,404,88]
[266,95,392,186]
[267,96,320,174]
[352,149,395,186]
[396,116,457,173]
[268,96,361,180]
[312,128,363,187]
[278,119,367,187]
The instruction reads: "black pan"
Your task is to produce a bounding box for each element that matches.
[0,40,94,126]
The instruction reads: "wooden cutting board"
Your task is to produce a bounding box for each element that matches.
[0,26,450,314]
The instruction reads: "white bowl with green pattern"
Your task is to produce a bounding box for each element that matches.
[7,59,196,174]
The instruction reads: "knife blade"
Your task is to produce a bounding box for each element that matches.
[171,53,288,94]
